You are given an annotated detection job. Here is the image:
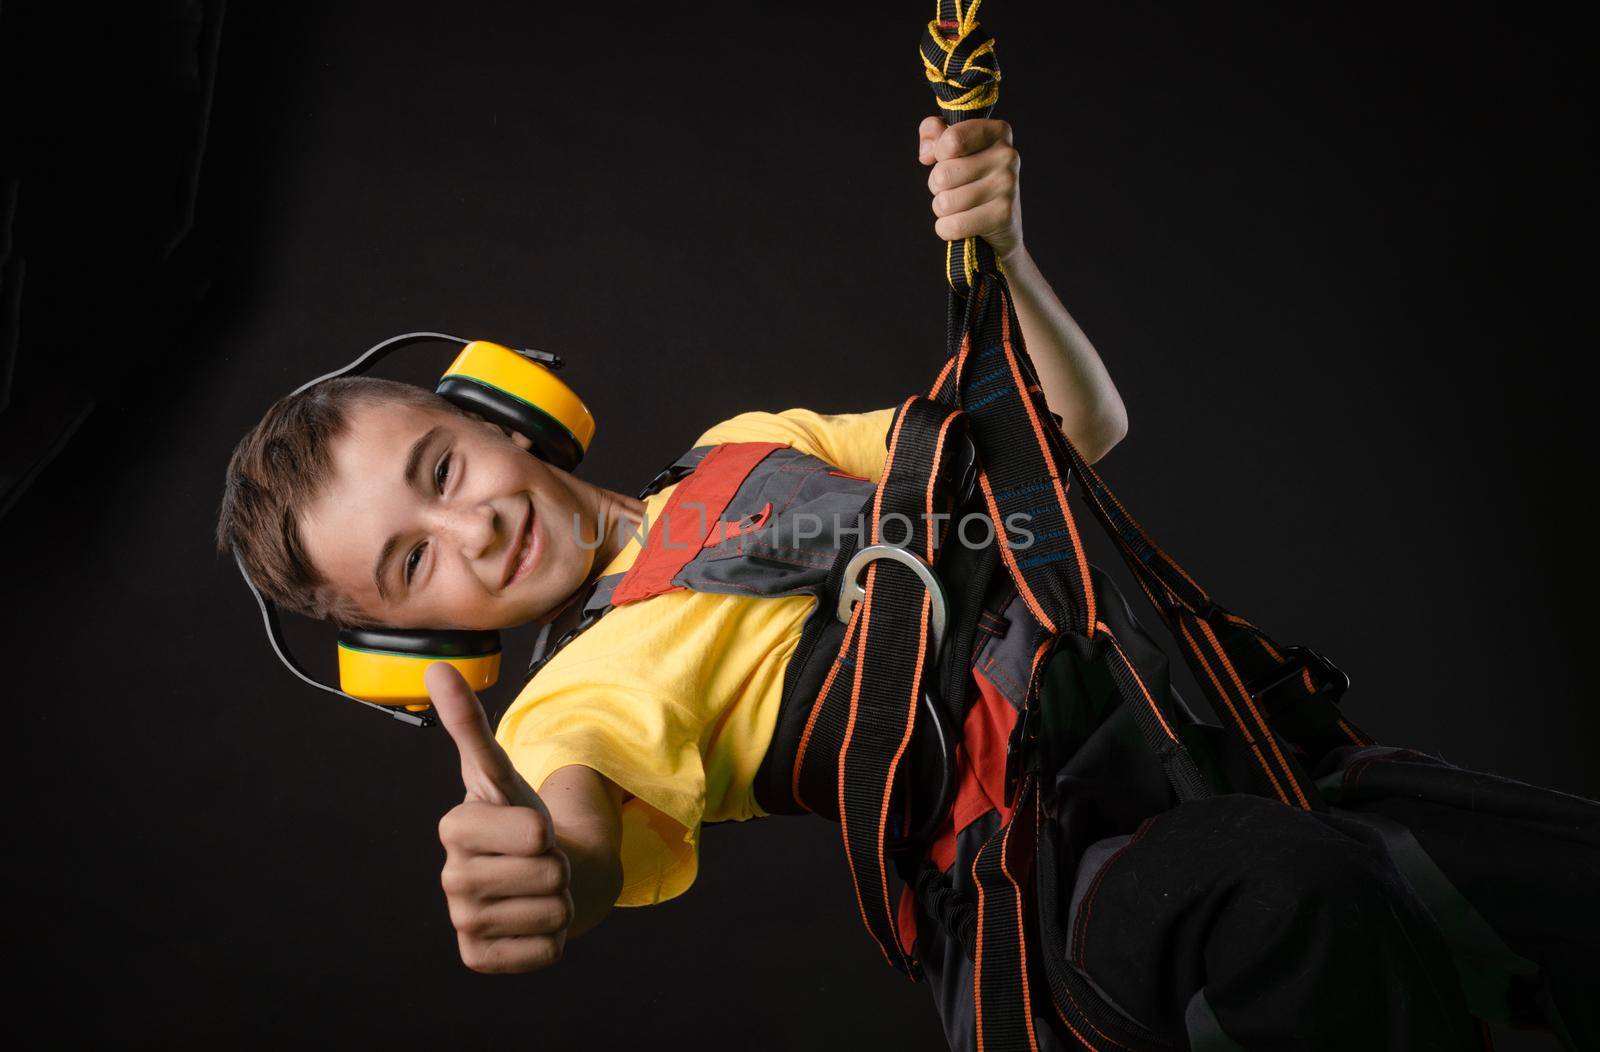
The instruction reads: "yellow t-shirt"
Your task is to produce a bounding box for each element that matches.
[495,406,896,906]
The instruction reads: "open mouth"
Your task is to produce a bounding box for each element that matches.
[503,495,541,589]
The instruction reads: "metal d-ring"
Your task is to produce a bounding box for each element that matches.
[835,543,957,851]
[837,544,948,656]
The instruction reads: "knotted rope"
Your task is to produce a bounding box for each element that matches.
[919,0,1002,294]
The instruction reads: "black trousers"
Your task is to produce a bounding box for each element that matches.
[1061,749,1600,1050]
[917,746,1600,1051]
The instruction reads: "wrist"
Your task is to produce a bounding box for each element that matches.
[562,835,622,936]
[998,242,1032,273]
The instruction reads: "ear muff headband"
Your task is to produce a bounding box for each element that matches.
[235,331,592,726]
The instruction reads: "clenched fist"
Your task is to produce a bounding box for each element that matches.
[918,116,1023,263]
[430,663,573,974]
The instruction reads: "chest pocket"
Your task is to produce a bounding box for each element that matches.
[678,446,877,601]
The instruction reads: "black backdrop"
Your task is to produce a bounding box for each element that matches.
[2,2,1592,1047]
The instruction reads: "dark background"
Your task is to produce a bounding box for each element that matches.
[1,1,1592,1047]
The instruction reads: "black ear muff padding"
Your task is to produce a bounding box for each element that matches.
[338,626,502,658]
[436,376,585,471]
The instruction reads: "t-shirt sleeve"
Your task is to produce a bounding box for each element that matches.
[692,406,897,482]
[496,669,708,907]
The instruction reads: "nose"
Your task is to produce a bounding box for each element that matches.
[434,501,499,560]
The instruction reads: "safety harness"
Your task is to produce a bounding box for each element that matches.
[779,3,1373,1047]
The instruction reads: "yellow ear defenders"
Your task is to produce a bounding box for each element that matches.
[232,332,595,727]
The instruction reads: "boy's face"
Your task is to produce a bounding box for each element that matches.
[299,400,597,631]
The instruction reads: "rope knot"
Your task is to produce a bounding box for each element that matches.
[920,1,1000,122]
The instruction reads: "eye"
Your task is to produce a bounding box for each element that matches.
[434,451,453,494]
[404,542,428,585]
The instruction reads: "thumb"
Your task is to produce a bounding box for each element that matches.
[425,662,542,811]
[918,115,947,165]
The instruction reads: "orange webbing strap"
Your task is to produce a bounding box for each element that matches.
[793,396,966,977]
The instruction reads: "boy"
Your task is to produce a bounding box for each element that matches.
[218,120,1597,1048]
[219,114,1124,956]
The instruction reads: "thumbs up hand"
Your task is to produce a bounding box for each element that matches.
[429,663,573,974]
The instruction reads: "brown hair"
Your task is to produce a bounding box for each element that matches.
[215,377,458,626]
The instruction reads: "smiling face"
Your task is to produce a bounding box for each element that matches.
[298,401,601,631]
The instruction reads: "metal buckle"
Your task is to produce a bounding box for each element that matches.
[1249,645,1350,704]
[1002,702,1034,807]
[836,544,948,655]
[636,463,690,500]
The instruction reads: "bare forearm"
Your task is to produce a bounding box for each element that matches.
[539,763,624,938]
[1002,248,1127,463]
[554,826,621,937]
[916,118,1127,462]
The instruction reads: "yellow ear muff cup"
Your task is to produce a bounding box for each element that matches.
[335,628,502,708]
[436,341,595,471]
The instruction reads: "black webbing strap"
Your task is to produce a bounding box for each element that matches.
[970,770,1041,1051]
[1207,612,1369,759]
[1063,441,1371,806]
[792,396,965,976]
[930,268,1097,643]
[1098,629,1211,803]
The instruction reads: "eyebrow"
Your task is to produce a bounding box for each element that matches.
[372,425,446,601]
